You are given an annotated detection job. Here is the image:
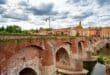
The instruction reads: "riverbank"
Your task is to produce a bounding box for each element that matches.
[98,45,110,75]
[98,46,110,64]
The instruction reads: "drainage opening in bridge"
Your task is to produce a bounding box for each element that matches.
[19,68,37,75]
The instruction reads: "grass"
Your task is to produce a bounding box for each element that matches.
[98,47,110,64]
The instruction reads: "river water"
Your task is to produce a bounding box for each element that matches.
[91,63,106,75]
[91,44,110,75]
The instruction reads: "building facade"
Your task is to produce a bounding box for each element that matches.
[36,22,110,38]
[100,27,110,38]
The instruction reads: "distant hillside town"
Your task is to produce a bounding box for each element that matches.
[36,22,110,38]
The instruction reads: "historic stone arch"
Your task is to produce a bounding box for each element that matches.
[78,42,83,54]
[77,41,88,59]
[55,43,72,69]
[56,47,70,66]
[6,46,42,75]
[55,43,71,55]
[19,68,37,75]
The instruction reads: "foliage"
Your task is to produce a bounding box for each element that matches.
[97,56,105,64]
[6,25,21,33]
[0,25,37,34]
[98,47,110,64]
[103,56,110,64]
[98,55,110,64]
[39,27,52,31]
[0,26,5,31]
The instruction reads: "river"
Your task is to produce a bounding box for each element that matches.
[91,62,106,75]
[91,44,110,75]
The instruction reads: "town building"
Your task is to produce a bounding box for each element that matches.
[36,22,110,38]
[100,27,110,38]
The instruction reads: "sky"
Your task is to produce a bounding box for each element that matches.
[0,0,110,30]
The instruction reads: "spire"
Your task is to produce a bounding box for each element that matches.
[74,21,83,29]
[79,21,81,26]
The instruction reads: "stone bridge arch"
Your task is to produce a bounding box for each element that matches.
[56,47,70,65]
[77,41,85,54]
[89,39,93,44]
[55,42,75,72]
[77,39,89,52]
[106,42,110,48]
[55,42,71,55]
[77,40,89,59]
[19,67,37,75]
[78,42,83,52]
[6,45,43,75]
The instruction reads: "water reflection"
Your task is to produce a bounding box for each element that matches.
[91,63,106,75]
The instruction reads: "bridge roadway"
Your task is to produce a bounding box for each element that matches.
[0,34,73,39]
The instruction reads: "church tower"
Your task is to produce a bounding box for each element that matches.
[75,21,83,29]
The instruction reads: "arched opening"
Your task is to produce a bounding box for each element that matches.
[56,48,70,70]
[106,43,110,48]
[19,68,37,75]
[89,40,93,44]
[78,42,82,52]
[78,41,84,56]
[56,48,70,65]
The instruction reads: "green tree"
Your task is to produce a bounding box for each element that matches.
[6,25,22,33]
[0,26,5,31]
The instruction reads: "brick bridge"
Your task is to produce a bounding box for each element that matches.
[0,35,108,75]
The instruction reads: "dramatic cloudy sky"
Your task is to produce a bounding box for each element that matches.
[0,0,110,29]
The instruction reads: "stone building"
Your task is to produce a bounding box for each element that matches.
[70,22,90,37]
[35,22,110,38]
[100,27,110,38]
[88,28,99,37]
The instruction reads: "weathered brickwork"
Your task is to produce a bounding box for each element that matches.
[0,36,106,75]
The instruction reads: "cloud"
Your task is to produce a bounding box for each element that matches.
[96,0,110,6]
[0,0,7,4]
[0,6,6,14]
[26,3,58,15]
[0,17,8,23]
[67,0,92,6]
[51,12,69,21]
[2,9,29,21]
[0,0,110,29]
[99,15,110,21]
[18,1,29,6]
[73,11,94,21]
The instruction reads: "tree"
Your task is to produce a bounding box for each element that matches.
[0,26,5,31]
[6,25,22,33]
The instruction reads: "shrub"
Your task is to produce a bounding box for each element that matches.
[97,56,105,64]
